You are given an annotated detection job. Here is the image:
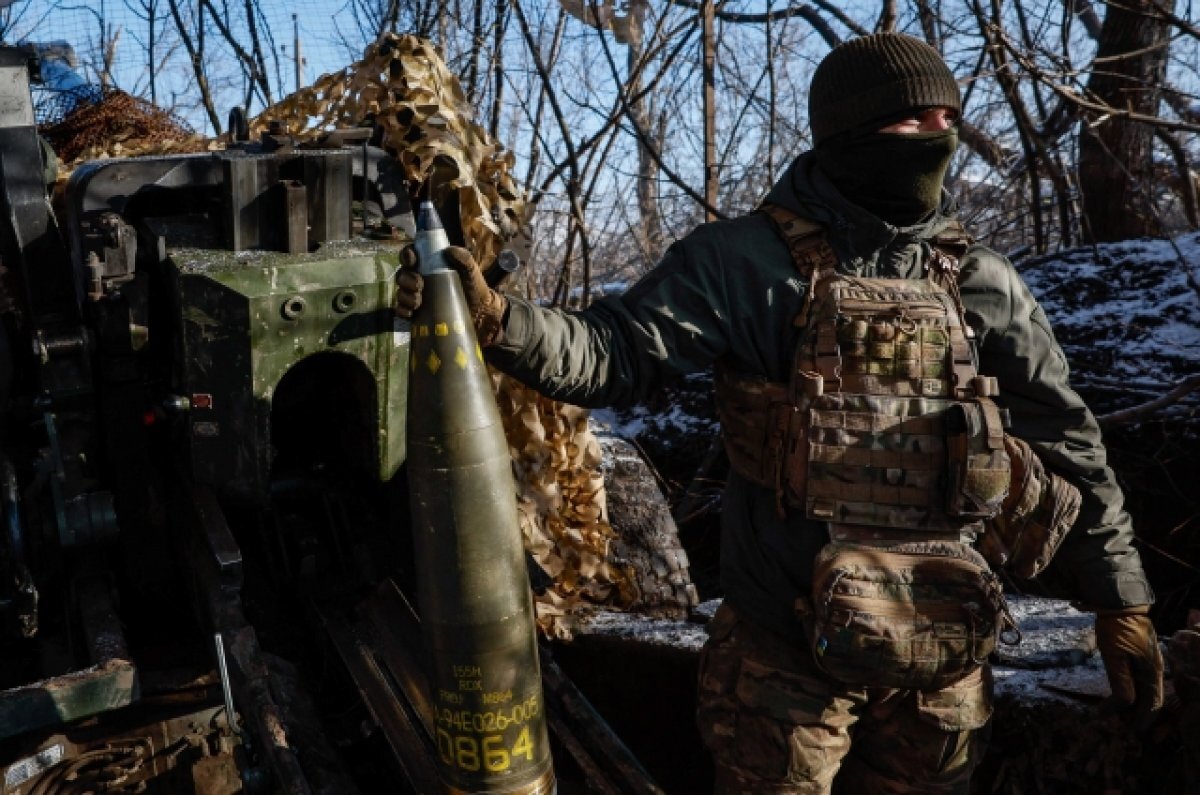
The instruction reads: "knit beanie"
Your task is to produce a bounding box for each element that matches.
[809,33,961,146]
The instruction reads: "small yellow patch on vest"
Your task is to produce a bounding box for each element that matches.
[427,350,441,374]
[435,322,449,337]
[454,348,468,369]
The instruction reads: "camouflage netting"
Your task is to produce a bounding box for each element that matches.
[248,33,524,271]
[496,378,640,636]
[39,88,211,166]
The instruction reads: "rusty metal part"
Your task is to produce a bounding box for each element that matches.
[0,572,137,740]
[3,698,243,795]
[0,658,138,741]
[25,741,150,795]
[76,574,133,669]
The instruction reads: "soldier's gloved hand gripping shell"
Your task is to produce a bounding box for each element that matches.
[393,245,423,317]
[394,245,507,346]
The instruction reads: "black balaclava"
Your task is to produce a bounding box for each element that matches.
[818,127,959,226]
[808,33,962,226]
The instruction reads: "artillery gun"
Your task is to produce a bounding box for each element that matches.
[0,44,675,794]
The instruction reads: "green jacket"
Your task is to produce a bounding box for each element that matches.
[491,151,1152,638]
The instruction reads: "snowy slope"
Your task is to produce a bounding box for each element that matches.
[1017,233,1200,415]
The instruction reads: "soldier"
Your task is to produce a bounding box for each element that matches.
[395,32,1163,794]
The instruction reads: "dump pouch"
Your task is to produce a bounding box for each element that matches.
[978,436,1081,579]
[807,540,1017,691]
[944,398,1010,519]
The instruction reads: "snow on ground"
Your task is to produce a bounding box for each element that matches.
[591,372,720,442]
[990,597,1112,704]
[1017,232,1200,399]
[572,596,1123,705]
[569,608,710,653]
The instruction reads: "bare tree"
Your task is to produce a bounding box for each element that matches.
[26,0,1200,278]
[1077,0,1172,241]
[166,0,222,132]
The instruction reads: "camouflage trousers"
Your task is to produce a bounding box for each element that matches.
[696,603,993,794]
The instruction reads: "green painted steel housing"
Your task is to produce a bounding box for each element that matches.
[170,242,409,505]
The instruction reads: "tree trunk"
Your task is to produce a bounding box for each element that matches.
[626,0,660,257]
[1077,0,1171,242]
[701,0,717,222]
[168,0,223,134]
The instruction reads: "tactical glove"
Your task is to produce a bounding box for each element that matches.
[393,246,423,318]
[1096,605,1164,728]
[443,246,508,347]
[392,246,507,347]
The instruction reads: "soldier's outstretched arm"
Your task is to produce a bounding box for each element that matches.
[486,231,735,408]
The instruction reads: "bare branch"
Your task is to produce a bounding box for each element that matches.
[812,0,868,37]
[876,0,897,34]
[166,0,222,133]
[661,0,844,46]
[1155,127,1200,227]
[1004,48,1200,135]
[1064,0,1103,39]
[511,0,594,300]
[1098,375,1200,426]
[592,4,727,220]
[197,0,271,106]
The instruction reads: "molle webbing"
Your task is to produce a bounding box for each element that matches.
[804,278,975,400]
[714,371,792,494]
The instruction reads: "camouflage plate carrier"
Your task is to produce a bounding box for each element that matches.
[716,205,1022,691]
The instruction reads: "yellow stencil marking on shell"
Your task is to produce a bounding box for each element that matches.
[454,347,468,369]
[475,343,483,361]
[435,322,449,337]
[416,325,429,337]
[426,350,441,374]
[453,321,466,334]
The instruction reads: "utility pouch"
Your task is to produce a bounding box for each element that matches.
[944,398,1010,519]
[978,436,1081,579]
[808,540,1018,691]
